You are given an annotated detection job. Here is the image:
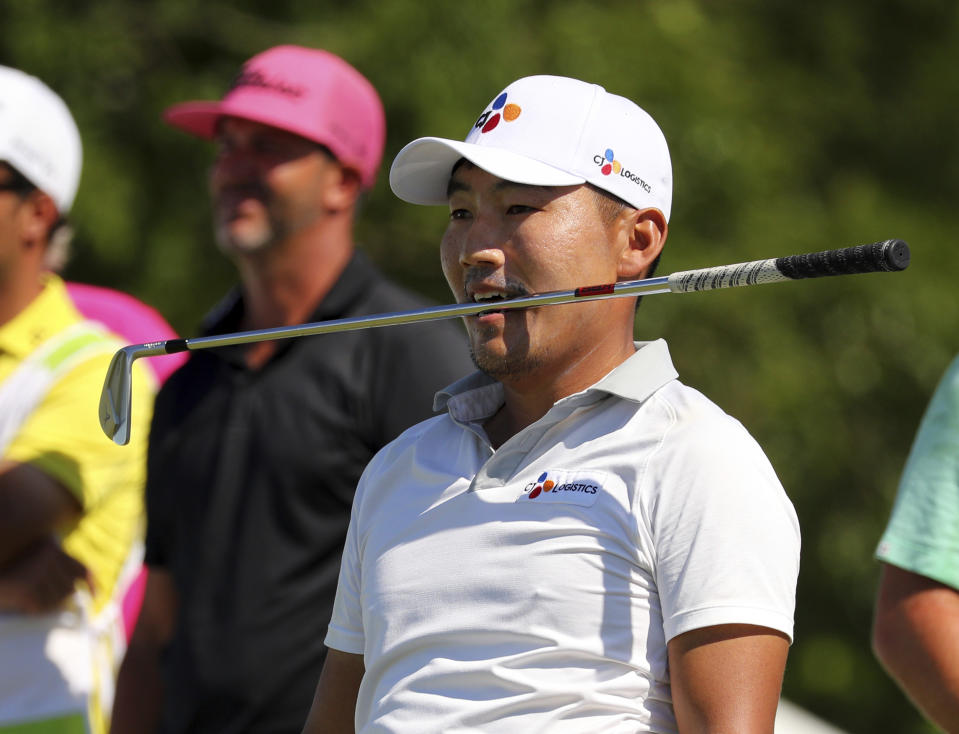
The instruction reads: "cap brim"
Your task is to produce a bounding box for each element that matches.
[389,137,586,206]
[163,100,322,144]
[163,101,226,139]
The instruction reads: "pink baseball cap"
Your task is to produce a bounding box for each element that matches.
[164,45,385,189]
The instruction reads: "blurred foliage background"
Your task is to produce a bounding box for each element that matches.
[3,1,957,731]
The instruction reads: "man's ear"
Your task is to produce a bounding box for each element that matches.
[617,207,667,280]
[17,190,61,249]
[321,162,363,213]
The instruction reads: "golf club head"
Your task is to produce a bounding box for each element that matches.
[99,346,137,445]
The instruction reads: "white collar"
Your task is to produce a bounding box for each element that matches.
[435,339,679,426]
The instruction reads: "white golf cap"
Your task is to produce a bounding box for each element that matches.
[390,75,671,221]
[0,65,82,213]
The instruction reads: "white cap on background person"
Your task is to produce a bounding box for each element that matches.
[389,74,672,221]
[0,65,82,213]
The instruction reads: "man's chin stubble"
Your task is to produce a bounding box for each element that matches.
[470,347,544,380]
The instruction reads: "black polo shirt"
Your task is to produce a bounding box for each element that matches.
[144,252,473,733]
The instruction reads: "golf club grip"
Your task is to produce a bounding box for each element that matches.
[669,239,910,293]
[776,239,910,278]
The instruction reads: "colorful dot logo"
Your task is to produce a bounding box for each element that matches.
[527,472,555,499]
[600,148,622,176]
[474,92,522,134]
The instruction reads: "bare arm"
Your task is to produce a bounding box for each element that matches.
[0,459,81,565]
[0,536,87,612]
[302,648,365,734]
[0,460,85,612]
[111,567,178,734]
[667,623,789,734]
[873,562,959,731]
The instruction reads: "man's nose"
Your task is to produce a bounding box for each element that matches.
[458,220,506,269]
[211,146,261,185]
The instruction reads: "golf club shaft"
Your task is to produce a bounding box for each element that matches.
[99,238,909,444]
[140,238,912,356]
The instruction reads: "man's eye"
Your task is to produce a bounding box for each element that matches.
[253,140,284,155]
[507,205,536,215]
[449,208,471,220]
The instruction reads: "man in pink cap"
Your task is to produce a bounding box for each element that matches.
[306,75,800,733]
[111,46,471,734]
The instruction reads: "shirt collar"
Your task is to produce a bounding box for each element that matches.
[434,371,503,422]
[0,274,77,360]
[436,339,679,425]
[590,339,679,403]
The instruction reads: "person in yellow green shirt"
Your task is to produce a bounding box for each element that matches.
[0,65,155,734]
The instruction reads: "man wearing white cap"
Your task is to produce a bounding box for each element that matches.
[111,46,471,734]
[306,75,801,733]
[0,66,155,733]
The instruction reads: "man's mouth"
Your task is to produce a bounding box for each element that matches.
[472,290,513,316]
[216,186,268,216]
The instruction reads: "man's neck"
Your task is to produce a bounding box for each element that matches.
[483,378,584,450]
[483,338,637,449]
[234,226,354,368]
[0,268,45,329]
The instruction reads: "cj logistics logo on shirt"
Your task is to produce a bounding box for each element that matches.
[521,470,602,507]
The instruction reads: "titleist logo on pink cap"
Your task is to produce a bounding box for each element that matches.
[228,68,306,99]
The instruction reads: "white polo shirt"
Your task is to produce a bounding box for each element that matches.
[327,339,800,734]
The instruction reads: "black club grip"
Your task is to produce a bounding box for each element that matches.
[775,239,910,279]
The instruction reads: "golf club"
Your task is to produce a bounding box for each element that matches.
[99,238,910,445]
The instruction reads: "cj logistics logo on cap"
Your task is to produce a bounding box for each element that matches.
[595,148,621,176]
[593,147,653,194]
[474,92,522,134]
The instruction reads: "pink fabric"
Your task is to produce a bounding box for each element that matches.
[66,282,187,384]
[66,281,187,640]
[119,568,147,643]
